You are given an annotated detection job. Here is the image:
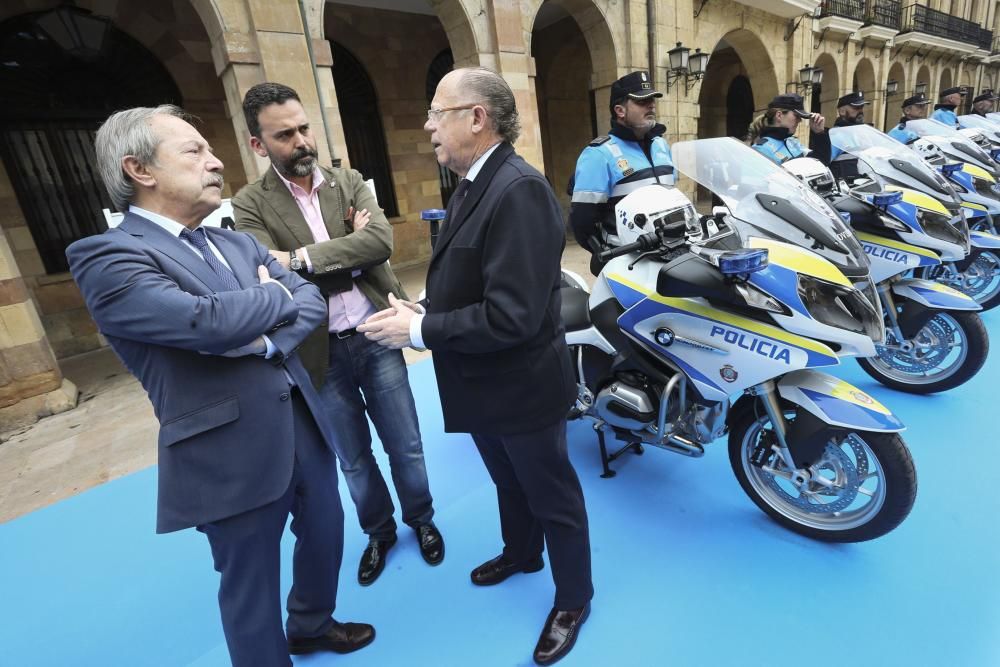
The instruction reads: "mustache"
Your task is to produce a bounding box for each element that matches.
[205,174,224,188]
[291,147,318,162]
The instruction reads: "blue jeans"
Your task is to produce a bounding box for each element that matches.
[319,332,433,540]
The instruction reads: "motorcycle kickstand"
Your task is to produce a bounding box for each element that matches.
[595,426,643,479]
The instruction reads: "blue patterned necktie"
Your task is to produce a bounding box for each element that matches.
[179,227,241,291]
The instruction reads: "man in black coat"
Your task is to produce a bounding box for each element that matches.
[358,66,593,665]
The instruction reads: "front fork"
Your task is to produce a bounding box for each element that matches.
[877,281,912,351]
[747,381,810,486]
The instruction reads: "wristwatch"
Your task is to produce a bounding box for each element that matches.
[289,251,304,272]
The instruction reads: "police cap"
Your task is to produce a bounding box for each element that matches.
[902,93,931,108]
[837,91,870,107]
[767,93,813,118]
[610,71,663,109]
[939,87,966,98]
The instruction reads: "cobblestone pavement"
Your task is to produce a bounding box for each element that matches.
[0,243,594,523]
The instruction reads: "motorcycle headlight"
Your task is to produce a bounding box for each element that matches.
[973,176,999,199]
[878,214,910,232]
[797,274,884,342]
[917,208,967,247]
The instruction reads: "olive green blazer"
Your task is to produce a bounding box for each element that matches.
[233,164,406,388]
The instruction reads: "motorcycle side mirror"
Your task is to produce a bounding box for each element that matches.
[941,163,963,176]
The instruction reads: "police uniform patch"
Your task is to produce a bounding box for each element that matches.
[622,168,635,177]
[616,157,630,171]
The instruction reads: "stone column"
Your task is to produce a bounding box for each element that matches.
[0,226,76,431]
[211,0,342,183]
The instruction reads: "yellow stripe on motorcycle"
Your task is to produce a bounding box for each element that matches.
[747,237,852,287]
[884,185,950,215]
[961,163,996,182]
[907,280,969,298]
[607,273,840,360]
[822,378,893,415]
[962,201,988,212]
[854,231,940,260]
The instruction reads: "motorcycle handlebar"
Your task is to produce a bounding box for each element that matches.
[597,231,659,261]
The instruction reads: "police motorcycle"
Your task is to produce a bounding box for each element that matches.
[781,155,989,394]
[900,118,1000,235]
[829,124,1000,310]
[560,169,916,543]
[957,113,1000,149]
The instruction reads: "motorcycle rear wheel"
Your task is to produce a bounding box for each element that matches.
[728,403,917,543]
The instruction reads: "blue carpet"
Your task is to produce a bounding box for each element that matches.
[2,329,1000,667]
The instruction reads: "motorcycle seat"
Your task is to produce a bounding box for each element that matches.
[560,286,592,332]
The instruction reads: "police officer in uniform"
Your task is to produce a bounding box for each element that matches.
[887,93,931,145]
[570,71,674,269]
[931,87,966,127]
[833,91,870,127]
[970,91,996,117]
[750,93,830,165]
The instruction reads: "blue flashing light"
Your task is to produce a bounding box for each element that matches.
[941,163,963,176]
[421,208,447,221]
[872,191,903,207]
[719,249,769,276]
[991,149,1000,161]
[839,211,852,224]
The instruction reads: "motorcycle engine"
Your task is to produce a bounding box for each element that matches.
[594,380,658,430]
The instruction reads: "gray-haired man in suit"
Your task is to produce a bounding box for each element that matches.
[66,105,373,666]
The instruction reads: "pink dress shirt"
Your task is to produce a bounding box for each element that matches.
[276,168,376,333]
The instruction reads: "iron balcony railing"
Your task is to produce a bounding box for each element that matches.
[865,0,901,29]
[900,4,992,48]
[819,0,866,21]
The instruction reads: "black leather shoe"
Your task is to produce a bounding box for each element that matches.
[358,535,396,586]
[470,553,544,586]
[416,523,445,565]
[532,603,590,665]
[288,620,375,655]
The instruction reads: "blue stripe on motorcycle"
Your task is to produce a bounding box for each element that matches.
[799,388,905,431]
[909,285,980,309]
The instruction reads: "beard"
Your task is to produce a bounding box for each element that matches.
[277,146,318,178]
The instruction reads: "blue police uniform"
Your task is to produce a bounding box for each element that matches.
[931,105,959,127]
[570,123,674,248]
[888,119,920,145]
[752,130,806,164]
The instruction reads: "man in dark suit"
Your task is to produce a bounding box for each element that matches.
[66,105,373,666]
[232,83,442,586]
[359,67,593,665]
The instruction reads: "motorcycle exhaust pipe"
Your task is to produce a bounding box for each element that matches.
[650,433,705,458]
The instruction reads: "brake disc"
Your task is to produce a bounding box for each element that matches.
[878,317,954,372]
[762,437,867,514]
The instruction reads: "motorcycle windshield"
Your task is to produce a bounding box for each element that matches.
[904,118,995,165]
[672,137,869,275]
[958,115,1000,143]
[829,125,957,200]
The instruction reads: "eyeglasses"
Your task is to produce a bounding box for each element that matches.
[426,104,479,122]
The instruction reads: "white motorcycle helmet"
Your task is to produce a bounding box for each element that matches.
[912,137,947,165]
[614,185,697,245]
[782,156,838,194]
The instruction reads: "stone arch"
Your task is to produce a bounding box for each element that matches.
[814,52,840,123]
[696,42,758,140]
[853,57,876,96]
[939,68,953,96]
[526,0,620,101]
[428,0,484,67]
[916,64,931,97]
[885,61,907,130]
[528,0,619,208]
[716,29,779,113]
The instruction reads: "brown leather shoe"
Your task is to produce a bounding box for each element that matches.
[470,553,544,586]
[287,620,375,655]
[532,603,590,665]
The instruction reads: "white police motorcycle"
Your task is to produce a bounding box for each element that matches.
[561,180,916,543]
[780,155,989,394]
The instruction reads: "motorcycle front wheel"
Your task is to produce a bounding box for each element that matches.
[921,252,1000,311]
[728,403,917,543]
[857,310,989,394]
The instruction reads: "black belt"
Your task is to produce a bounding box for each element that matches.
[332,327,357,340]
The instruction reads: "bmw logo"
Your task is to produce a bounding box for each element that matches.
[654,328,675,346]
